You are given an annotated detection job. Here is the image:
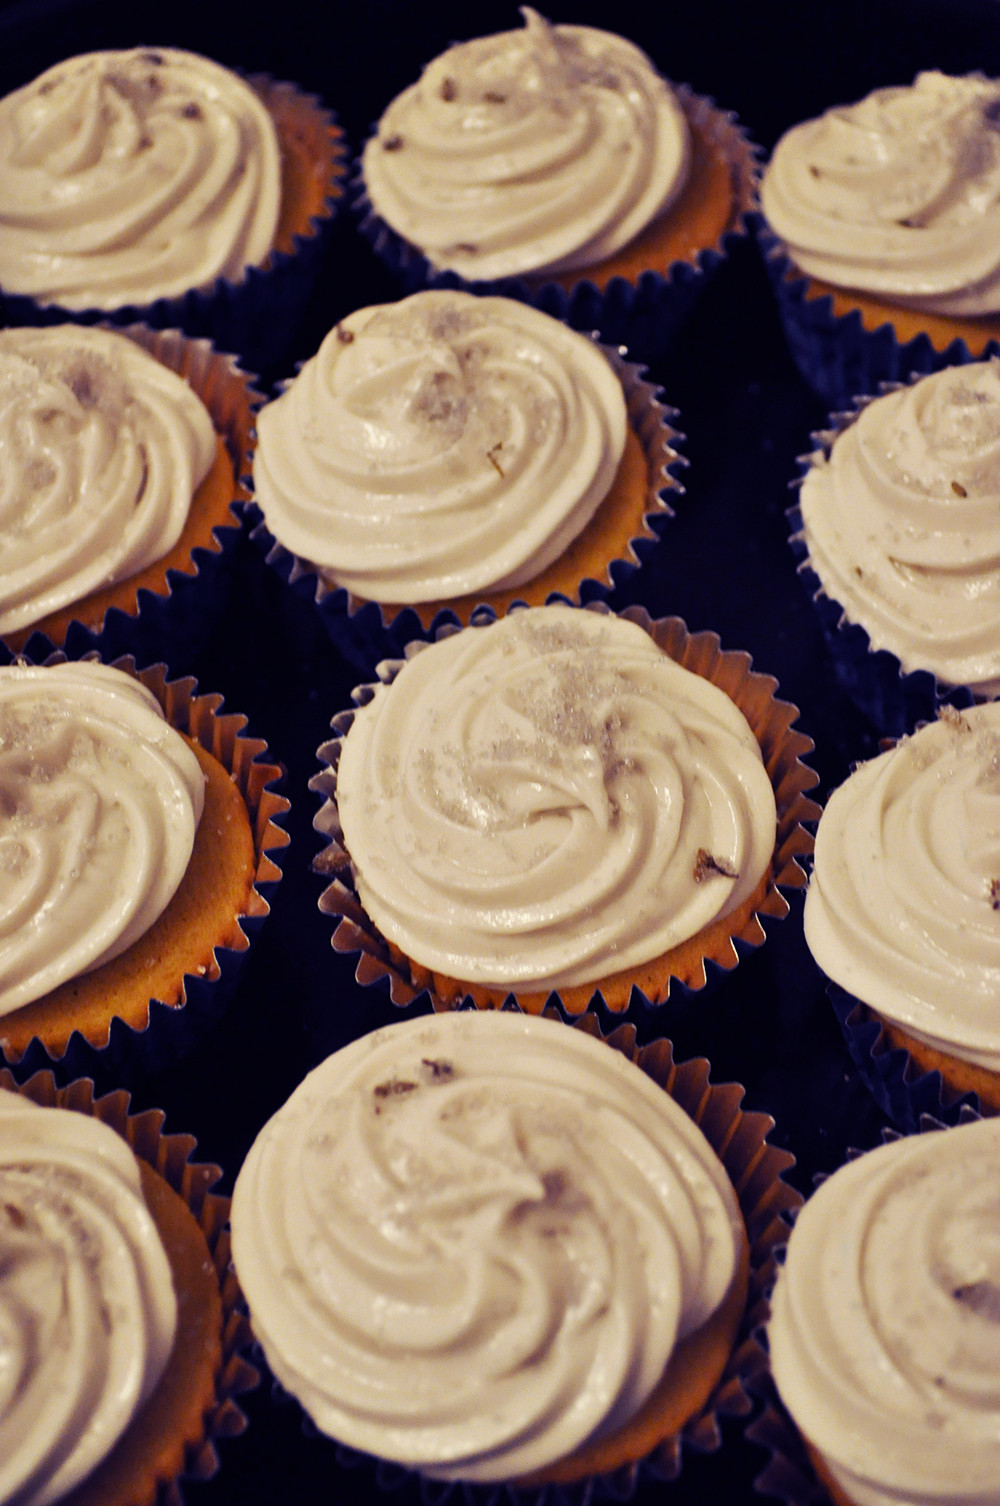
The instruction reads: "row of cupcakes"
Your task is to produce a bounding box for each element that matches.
[4,25,1000,403]
[9,1011,994,1506]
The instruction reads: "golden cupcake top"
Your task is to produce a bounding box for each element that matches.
[362,9,690,281]
[0,46,282,310]
[231,1010,744,1481]
[334,605,777,992]
[254,290,628,603]
[0,659,205,1018]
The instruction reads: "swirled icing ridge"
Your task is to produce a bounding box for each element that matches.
[761,72,1000,315]
[254,291,628,602]
[231,1011,743,1481]
[798,360,1000,694]
[769,1118,1000,1506]
[0,660,205,1017]
[0,325,217,635]
[0,47,282,310]
[335,605,776,991]
[0,1090,176,1506]
[362,9,689,282]
[805,702,1000,1071]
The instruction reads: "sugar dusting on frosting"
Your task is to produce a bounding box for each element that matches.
[335,605,775,990]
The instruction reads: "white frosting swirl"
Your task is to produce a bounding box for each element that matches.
[254,291,628,603]
[798,361,1000,695]
[769,1118,1000,1506]
[0,47,282,310]
[231,1011,743,1481]
[0,325,217,635]
[0,660,205,1017]
[335,606,776,990]
[0,1090,176,1506]
[761,72,1000,315]
[362,9,690,282]
[804,703,1000,1073]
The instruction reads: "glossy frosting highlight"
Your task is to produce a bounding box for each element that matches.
[0,660,205,1017]
[769,1118,1000,1506]
[0,325,217,635]
[231,1011,743,1481]
[0,47,282,310]
[362,8,689,282]
[805,703,1000,1072]
[254,291,628,603]
[0,1091,176,1506]
[762,72,1000,315]
[335,606,776,991]
[798,360,1000,694]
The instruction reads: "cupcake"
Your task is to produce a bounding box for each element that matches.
[804,702,1000,1120]
[357,10,757,360]
[0,1069,254,1506]
[790,359,1000,730]
[231,1009,796,1487]
[0,322,256,660]
[312,603,818,1015]
[252,289,682,632]
[759,72,1000,403]
[0,656,288,1074]
[767,1117,1000,1506]
[0,47,346,375]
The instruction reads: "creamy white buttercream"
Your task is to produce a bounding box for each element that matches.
[769,1118,1000,1506]
[805,703,1000,1073]
[0,47,282,311]
[0,325,217,635]
[0,660,205,1017]
[798,360,1000,695]
[362,9,690,282]
[254,291,628,603]
[231,1010,743,1481]
[334,606,776,991]
[0,1090,176,1506]
[761,72,1000,315]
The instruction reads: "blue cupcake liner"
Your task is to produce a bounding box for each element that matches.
[786,392,979,737]
[826,983,986,1135]
[242,1010,800,1503]
[0,649,290,1086]
[309,601,819,1017]
[0,323,261,671]
[0,76,347,383]
[249,338,686,672]
[756,219,1000,409]
[353,85,760,368]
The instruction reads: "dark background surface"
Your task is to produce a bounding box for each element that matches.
[3,2,1000,1501]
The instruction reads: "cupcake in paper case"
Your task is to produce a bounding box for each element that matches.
[231,1009,799,1491]
[0,47,347,377]
[0,654,289,1079]
[758,72,1000,404]
[764,1116,1000,1506]
[804,702,1000,1127]
[355,9,758,363]
[0,1068,256,1506]
[0,322,258,665]
[252,289,684,636]
[310,602,818,1016]
[788,359,1000,734]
